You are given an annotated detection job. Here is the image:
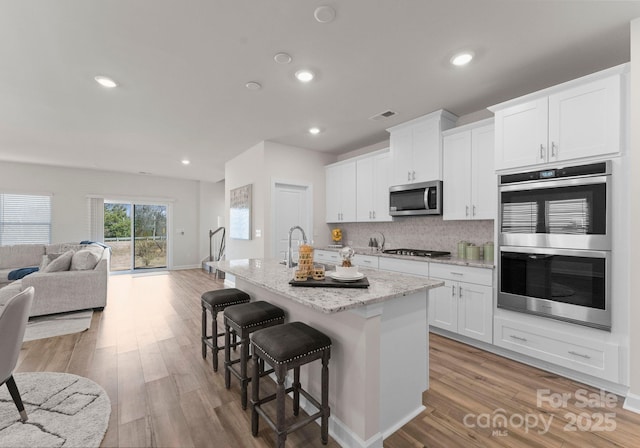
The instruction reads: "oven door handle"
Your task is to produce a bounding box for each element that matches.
[527,254,553,260]
[499,175,609,192]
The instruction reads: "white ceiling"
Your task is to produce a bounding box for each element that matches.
[1,1,639,183]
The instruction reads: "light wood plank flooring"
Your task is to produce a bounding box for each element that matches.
[16,269,640,447]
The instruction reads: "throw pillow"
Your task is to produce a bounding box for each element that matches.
[42,250,74,273]
[70,247,103,271]
[40,253,62,271]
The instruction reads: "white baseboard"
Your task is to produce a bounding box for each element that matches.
[624,391,640,414]
[381,405,425,439]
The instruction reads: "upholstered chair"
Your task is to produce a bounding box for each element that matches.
[0,286,34,421]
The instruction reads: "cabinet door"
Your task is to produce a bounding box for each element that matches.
[470,125,496,220]
[442,131,472,220]
[340,161,357,222]
[325,165,341,222]
[428,279,458,332]
[494,98,548,170]
[356,157,374,221]
[457,283,493,344]
[390,127,413,185]
[412,118,440,182]
[372,152,392,221]
[548,76,621,163]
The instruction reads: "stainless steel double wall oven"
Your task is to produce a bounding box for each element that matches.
[498,161,612,330]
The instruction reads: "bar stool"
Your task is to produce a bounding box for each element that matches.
[223,301,286,409]
[250,322,331,447]
[201,288,250,372]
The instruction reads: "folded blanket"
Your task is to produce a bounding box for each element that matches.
[8,266,39,280]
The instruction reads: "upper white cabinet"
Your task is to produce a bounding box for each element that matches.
[387,109,457,185]
[325,160,356,222]
[442,120,496,221]
[490,64,627,171]
[356,150,392,222]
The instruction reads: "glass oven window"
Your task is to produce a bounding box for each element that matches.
[500,183,606,235]
[500,251,606,309]
[390,189,424,211]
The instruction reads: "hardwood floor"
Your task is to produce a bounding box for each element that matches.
[16,269,640,447]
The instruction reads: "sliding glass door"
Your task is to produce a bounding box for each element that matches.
[105,201,167,272]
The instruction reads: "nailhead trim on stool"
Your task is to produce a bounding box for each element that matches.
[223,301,285,409]
[200,288,250,372]
[250,322,331,448]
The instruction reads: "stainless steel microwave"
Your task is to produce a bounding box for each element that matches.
[389,180,442,216]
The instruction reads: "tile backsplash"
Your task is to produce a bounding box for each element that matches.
[326,217,494,255]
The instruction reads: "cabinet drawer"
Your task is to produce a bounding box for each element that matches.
[429,263,493,286]
[314,250,340,264]
[353,254,379,270]
[379,257,428,277]
[494,316,619,382]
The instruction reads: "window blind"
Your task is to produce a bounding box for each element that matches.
[0,193,51,245]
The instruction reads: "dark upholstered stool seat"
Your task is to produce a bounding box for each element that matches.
[223,301,285,409]
[200,288,250,372]
[250,322,331,448]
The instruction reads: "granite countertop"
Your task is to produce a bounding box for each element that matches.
[212,258,444,314]
[321,246,495,269]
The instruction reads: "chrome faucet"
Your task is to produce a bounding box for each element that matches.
[372,231,385,252]
[287,226,308,268]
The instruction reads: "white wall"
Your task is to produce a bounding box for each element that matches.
[198,179,226,262]
[628,17,640,405]
[0,161,220,269]
[224,141,336,260]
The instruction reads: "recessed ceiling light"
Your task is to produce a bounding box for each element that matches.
[245,81,262,90]
[94,75,117,88]
[181,159,190,165]
[314,6,336,23]
[295,70,315,82]
[274,52,292,64]
[450,52,474,66]
[309,127,321,135]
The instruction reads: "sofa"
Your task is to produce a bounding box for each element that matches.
[0,242,110,317]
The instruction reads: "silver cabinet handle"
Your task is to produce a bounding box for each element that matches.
[408,171,411,181]
[473,205,476,216]
[412,171,416,181]
[551,141,557,157]
[510,335,528,342]
[362,260,372,264]
[458,286,463,298]
[369,211,372,219]
[451,272,464,276]
[568,351,591,359]
[451,285,455,297]
[540,144,545,160]
[372,210,376,219]
[465,205,469,216]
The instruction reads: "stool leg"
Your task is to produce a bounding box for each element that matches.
[232,330,238,351]
[201,305,207,359]
[275,365,287,448]
[293,366,300,416]
[212,310,219,372]
[224,322,232,389]
[321,352,330,445]
[251,353,260,436]
[240,336,250,409]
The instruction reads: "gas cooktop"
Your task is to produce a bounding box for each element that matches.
[382,248,451,258]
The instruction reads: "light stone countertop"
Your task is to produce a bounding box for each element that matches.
[212,258,444,314]
[321,246,495,269]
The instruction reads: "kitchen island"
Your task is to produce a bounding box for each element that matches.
[211,258,444,448]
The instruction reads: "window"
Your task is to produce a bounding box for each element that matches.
[0,193,52,245]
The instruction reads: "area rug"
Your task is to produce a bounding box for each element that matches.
[0,372,110,448]
[23,311,93,342]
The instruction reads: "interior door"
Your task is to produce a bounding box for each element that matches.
[273,183,310,261]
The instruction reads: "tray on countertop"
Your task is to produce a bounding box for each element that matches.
[289,276,369,288]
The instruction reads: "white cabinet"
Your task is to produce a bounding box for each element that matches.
[378,257,428,277]
[387,109,457,185]
[491,66,626,171]
[356,150,392,222]
[428,263,493,344]
[442,120,496,220]
[314,249,340,265]
[353,254,379,270]
[325,161,356,222]
[494,316,620,383]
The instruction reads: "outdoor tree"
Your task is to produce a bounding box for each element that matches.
[104,203,131,238]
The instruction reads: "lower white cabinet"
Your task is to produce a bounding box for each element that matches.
[314,249,340,265]
[353,254,379,270]
[428,263,493,344]
[378,257,428,277]
[494,316,620,383]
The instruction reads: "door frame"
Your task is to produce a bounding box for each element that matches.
[270,179,313,259]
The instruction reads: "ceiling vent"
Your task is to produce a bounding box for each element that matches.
[369,110,397,121]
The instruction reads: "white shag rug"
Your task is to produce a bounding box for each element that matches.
[23,311,93,342]
[0,372,110,448]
